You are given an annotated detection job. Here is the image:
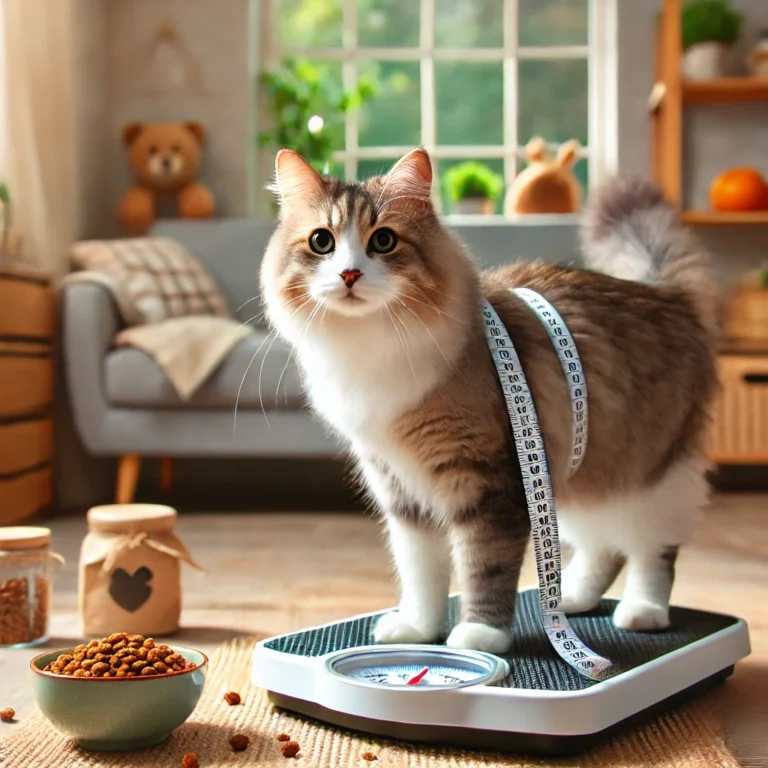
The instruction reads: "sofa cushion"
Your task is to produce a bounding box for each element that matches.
[70,237,231,326]
[105,328,305,410]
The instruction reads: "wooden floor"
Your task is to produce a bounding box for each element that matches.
[1,494,767,765]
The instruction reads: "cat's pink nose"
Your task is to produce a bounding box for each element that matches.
[340,269,362,288]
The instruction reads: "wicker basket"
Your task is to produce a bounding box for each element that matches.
[723,285,768,341]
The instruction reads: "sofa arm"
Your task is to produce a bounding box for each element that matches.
[62,282,122,454]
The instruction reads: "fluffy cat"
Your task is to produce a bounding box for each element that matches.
[260,148,718,654]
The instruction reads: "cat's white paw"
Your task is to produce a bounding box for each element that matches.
[613,599,669,631]
[560,588,601,614]
[445,622,511,654]
[374,612,442,644]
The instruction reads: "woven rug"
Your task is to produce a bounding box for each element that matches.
[1,636,740,768]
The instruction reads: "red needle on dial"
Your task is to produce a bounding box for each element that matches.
[406,667,429,686]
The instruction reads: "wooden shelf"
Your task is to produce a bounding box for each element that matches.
[683,210,768,226]
[683,78,768,106]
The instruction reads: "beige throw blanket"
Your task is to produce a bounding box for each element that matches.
[115,316,253,401]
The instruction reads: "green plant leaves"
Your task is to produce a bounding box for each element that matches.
[258,59,377,173]
[443,161,504,202]
[682,0,743,49]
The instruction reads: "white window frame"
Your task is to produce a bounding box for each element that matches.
[258,0,618,214]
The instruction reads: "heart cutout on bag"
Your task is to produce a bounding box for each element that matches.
[108,566,154,612]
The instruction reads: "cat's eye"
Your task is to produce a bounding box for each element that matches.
[369,228,397,254]
[309,229,335,255]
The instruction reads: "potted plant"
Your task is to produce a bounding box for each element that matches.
[258,59,376,174]
[682,0,743,80]
[443,162,504,215]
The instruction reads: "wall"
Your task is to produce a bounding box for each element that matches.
[72,0,110,239]
[104,0,252,228]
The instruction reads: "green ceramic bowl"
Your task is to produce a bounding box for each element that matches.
[30,645,207,752]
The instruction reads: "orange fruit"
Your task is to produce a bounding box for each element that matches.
[710,168,768,212]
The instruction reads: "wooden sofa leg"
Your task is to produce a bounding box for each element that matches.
[116,454,142,504]
[159,457,173,494]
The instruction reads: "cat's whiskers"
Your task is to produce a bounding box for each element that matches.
[236,295,261,313]
[400,290,467,325]
[257,331,281,432]
[275,299,324,404]
[233,326,278,434]
[395,297,459,380]
[384,303,420,399]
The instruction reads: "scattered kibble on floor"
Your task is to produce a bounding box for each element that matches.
[229,734,250,751]
[281,741,301,758]
[276,733,292,742]
[0,708,15,722]
[361,752,378,762]
[224,691,241,705]
[181,753,199,768]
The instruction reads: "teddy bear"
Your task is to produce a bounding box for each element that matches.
[504,137,582,215]
[117,121,215,234]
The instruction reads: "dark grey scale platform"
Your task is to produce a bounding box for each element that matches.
[251,589,750,755]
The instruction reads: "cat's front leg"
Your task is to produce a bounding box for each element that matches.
[446,488,530,654]
[374,513,451,644]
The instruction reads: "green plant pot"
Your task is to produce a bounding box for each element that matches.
[31,645,207,751]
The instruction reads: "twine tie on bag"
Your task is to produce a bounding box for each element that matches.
[100,532,204,575]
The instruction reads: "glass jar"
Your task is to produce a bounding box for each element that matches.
[0,526,61,648]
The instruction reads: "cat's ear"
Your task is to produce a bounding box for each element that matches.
[556,139,580,169]
[270,149,325,206]
[383,148,433,202]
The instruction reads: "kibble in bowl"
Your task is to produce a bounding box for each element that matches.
[31,635,207,752]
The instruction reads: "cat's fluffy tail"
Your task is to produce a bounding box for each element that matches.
[580,177,719,333]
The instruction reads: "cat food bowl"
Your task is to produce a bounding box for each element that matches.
[30,643,207,751]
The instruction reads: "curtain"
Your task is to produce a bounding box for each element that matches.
[2,0,79,279]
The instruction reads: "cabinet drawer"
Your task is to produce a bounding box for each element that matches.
[0,343,53,419]
[711,355,768,464]
[0,274,55,340]
[0,465,52,525]
[0,417,53,476]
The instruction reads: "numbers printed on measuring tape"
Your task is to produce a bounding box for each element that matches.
[512,288,589,476]
[483,298,611,682]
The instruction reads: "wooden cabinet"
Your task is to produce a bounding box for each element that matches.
[711,350,768,465]
[0,264,55,524]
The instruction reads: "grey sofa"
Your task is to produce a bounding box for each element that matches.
[62,218,579,503]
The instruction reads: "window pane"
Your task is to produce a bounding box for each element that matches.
[518,0,588,47]
[572,157,588,194]
[327,159,346,180]
[357,158,399,180]
[436,62,503,146]
[439,158,505,214]
[358,62,421,147]
[359,0,419,47]
[260,60,346,162]
[518,59,588,147]
[435,0,503,48]
[278,0,343,48]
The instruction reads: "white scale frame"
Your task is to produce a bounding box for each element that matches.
[252,590,750,749]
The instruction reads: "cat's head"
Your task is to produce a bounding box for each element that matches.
[261,148,464,329]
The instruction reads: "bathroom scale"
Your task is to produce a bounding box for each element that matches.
[251,590,750,755]
[252,290,750,755]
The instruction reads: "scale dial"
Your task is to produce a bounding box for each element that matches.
[324,645,509,691]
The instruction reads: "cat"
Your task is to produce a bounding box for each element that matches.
[260,148,718,654]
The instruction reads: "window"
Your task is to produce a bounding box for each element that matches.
[258,0,617,214]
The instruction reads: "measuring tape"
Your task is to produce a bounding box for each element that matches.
[512,288,588,475]
[483,293,612,682]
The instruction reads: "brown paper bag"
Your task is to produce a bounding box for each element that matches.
[78,504,202,637]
